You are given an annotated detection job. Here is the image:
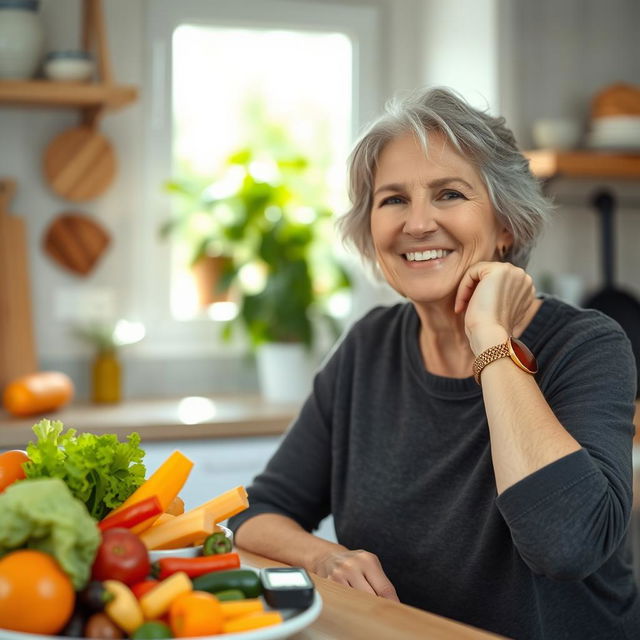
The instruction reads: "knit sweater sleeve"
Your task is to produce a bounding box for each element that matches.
[227,340,341,535]
[495,320,637,581]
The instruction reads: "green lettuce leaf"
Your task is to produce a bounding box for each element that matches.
[24,419,146,520]
[0,477,101,589]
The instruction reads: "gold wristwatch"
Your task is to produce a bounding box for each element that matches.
[472,337,538,384]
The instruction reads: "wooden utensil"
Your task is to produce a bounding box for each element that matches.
[0,179,38,392]
[43,124,117,202]
[43,211,111,276]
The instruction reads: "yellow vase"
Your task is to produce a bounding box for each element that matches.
[92,350,121,403]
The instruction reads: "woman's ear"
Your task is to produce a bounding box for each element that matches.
[496,228,514,260]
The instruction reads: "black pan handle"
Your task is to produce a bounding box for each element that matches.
[592,190,616,288]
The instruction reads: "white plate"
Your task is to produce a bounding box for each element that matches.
[0,570,323,640]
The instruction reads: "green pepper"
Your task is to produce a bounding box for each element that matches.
[202,531,233,555]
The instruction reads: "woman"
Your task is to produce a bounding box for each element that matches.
[228,87,640,639]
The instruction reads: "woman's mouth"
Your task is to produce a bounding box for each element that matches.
[403,249,452,263]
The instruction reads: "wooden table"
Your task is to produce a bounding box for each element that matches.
[238,549,507,640]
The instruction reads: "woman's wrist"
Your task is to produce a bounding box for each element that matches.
[308,541,350,574]
[468,325,510,356]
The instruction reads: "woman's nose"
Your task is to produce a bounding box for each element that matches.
[402,200,438,237]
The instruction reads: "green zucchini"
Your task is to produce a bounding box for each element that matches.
[192,568,263,598]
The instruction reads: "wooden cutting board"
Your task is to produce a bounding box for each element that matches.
[0,179,38,392]
[43,125,117,202]
[43,212,111,276]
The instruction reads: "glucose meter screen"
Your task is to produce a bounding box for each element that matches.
[269,571,308,588]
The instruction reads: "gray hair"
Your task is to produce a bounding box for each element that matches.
[338,87,551,268]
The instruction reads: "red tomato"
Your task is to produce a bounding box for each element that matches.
[91,528,150,586]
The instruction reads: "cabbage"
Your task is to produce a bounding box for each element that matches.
[0,477,101,589]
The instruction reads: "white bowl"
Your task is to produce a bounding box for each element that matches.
[149,524,233,562]
[43,51,94,82]
[532,118,582,150]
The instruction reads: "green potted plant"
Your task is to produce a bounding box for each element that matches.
[162,140,351,402]
[161,173,236,308]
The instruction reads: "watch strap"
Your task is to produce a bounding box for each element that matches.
[473,336,538,384]
[473,339,510,384]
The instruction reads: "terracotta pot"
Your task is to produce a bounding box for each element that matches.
[191,255,232,307]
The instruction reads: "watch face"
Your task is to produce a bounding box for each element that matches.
[509,337,538,374]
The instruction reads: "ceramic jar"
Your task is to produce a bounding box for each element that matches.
[0,0,45,79]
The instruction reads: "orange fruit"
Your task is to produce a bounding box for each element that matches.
[0,550,75,634]
[0,450,29,492]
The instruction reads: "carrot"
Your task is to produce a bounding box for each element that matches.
[106,450,193,534]
[166,496,185,516]
[219,598,264,619]
[221,611,283,633]
[2,371,74,417]
[152,553,241,580]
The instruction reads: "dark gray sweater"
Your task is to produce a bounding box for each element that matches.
[229,297,640,639]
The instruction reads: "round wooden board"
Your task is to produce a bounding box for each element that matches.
[43,212,111,276]
[43,125,117,202]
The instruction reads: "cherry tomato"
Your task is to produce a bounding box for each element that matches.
[0,550,74,634]
[92,528,151,586]
[0,450,29,492]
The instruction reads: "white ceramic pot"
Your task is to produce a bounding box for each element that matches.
[0,0,45,79]
[256,342,315,405]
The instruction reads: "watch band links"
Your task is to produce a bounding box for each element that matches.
[473,340,511,384]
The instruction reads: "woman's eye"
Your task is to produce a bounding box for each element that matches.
[440,190,465,201]
[379,195,405,206]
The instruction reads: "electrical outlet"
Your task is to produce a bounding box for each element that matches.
[54,287,116,321]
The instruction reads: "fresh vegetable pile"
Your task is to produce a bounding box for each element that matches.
[0,420,306,638]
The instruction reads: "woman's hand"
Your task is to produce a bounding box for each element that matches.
[310,548,399,601]
[454,261,536,354]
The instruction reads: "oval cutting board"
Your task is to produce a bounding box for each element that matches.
[43,212,111,276]
[43,125,117,202]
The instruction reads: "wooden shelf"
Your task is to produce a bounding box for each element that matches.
[0,80,137,112]
[525,149,640,180]
[0,1,137,116]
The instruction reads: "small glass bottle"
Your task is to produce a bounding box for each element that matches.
[92,349,121,404]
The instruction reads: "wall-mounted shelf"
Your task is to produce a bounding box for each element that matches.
[0,80,137,112]
[525,149,640,180]
[0,0,136,119]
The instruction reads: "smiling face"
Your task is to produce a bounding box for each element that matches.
[370,131,512,307]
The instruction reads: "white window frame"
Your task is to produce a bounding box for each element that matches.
[133,0,380,357]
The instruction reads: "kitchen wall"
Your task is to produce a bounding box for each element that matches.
[1,0,639,399]
[499,0,640,304]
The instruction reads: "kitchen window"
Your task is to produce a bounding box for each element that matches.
[138,0,380,356]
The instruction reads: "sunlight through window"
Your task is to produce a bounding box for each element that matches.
[169,25,353,320]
